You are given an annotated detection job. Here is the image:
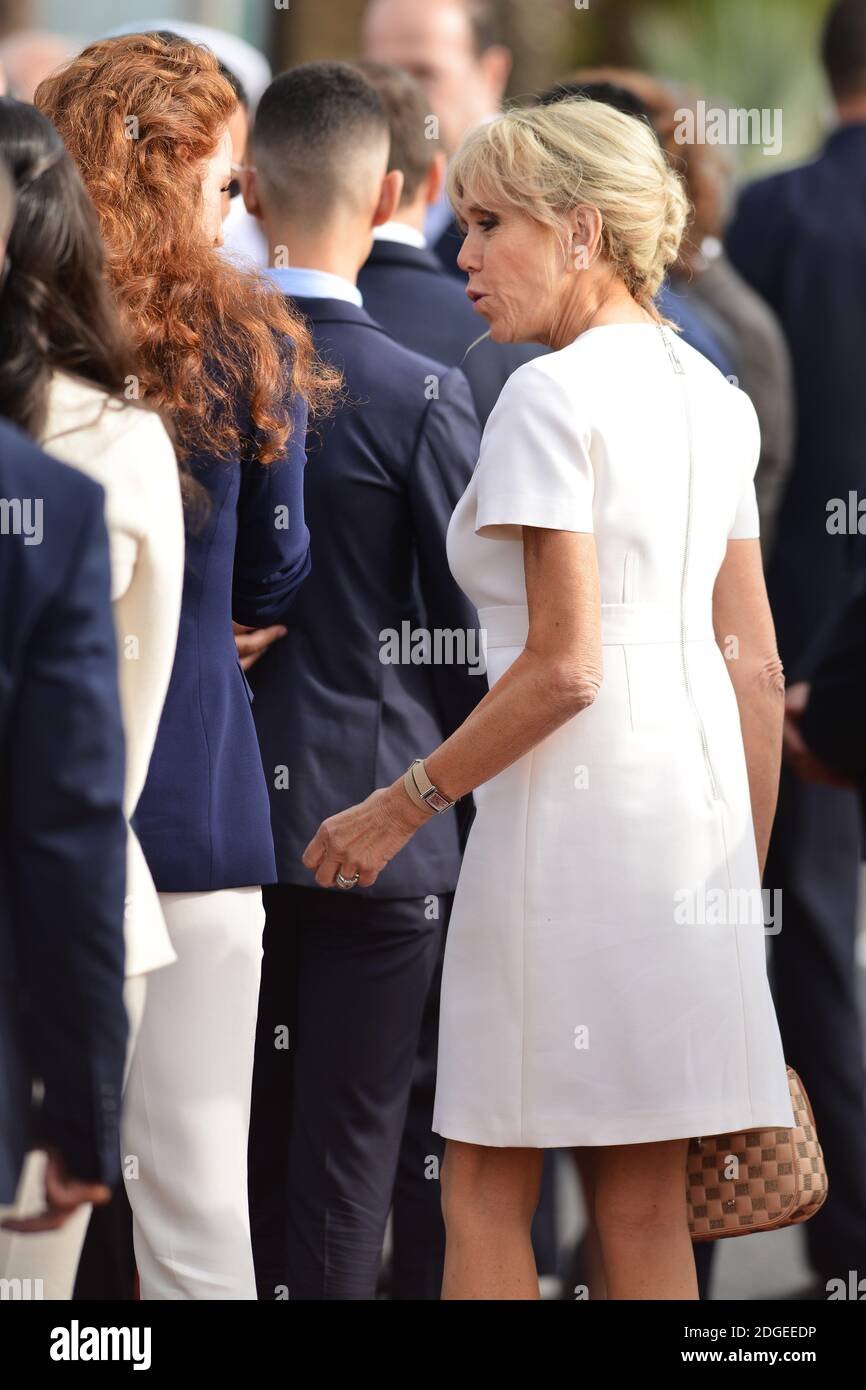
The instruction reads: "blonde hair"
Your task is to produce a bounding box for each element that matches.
[446,97,690,316]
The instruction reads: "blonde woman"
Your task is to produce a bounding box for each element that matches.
[302,98,795,1300]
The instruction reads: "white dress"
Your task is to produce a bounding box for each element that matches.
[432,323,796,1148]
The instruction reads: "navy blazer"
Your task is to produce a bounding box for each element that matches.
[134,390,311,891]
[0,417,127,1202]
[250,298,486,897]
[726,123,866,671]
[801,567,866,787]
[432,214,466,279]
[358,238,547,426]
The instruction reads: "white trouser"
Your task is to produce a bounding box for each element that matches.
[122,887,264,1300]
[0,974,148,1300]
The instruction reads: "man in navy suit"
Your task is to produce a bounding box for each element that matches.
[726,0,866,1287]
[242,62,485,1300]
[0,395,128,1233]
[355,59,545,427]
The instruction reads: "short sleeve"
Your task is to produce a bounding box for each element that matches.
[473,362,595,540]
[728,391,761,540]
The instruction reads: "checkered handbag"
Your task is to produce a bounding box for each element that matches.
[686,1066,828,1241]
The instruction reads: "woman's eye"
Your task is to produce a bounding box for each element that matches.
[479,218,498,232]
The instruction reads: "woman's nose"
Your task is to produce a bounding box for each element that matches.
[456,231,480,275]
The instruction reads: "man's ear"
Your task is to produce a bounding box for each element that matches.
[424,150,447,208]
[479,44,512,105]
[243,166,263,221]
[372,167,404,227]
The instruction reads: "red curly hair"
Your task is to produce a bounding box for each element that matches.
[35,33,338,471]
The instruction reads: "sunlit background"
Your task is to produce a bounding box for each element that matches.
[1,0,840,175]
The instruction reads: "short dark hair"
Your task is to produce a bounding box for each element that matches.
[252,62,389,222]
[352,60,438,204]
[822,0,866,98]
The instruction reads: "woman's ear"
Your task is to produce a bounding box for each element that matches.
[568,204,603,271]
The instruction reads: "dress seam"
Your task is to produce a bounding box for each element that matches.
[519,747,536,1146]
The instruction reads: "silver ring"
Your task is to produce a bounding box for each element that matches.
[335,870,360,889]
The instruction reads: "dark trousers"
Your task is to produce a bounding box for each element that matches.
[248,883,449,1300]
[388,911,448,1299]
[766,768,866,1280]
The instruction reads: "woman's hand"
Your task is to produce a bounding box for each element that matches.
[302,779,434,889]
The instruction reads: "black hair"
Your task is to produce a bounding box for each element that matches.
[0,98,137,438]
[822,0,866,98]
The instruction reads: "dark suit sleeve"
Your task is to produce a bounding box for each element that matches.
[408,366,487,739]
[7,483,128,1185]
[725,179,790,311]
[233,391,312,627]
[800,572,866,782]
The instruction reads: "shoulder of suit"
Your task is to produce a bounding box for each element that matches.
[0,413,102,512]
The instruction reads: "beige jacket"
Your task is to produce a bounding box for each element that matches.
[41,371,184,976]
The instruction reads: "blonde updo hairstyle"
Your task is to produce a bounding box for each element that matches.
[446,97,690,323]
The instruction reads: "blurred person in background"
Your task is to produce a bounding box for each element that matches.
[0,98,184,1298]
[361,0,512,279]
[242,61,484,1301]
[36,32,332,1300]
[0,156,129,1268]
[725,0,866,1292]
[552,70,794,557]
[355,60,546,426]
[0,30,76,101]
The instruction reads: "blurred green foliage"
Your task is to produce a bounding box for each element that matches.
[563,0,837,172]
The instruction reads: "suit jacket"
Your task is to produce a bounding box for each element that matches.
[686,253,794,558]
[358,238,546,426]
[800,568,866,786]
[133,389,311,892]
[431,214,466,280]
[0,417,128,1202]
[250,297,487,896]
[726,122,866,672]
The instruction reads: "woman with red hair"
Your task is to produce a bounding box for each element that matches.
[37,32,337,1300]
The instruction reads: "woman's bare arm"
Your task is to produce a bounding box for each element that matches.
[301,526,603,887]
[712,537,785,876]
[424,526,603,800]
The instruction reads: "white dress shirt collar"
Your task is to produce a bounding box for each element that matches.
[372,221,428,249]
[263,265,363,307]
